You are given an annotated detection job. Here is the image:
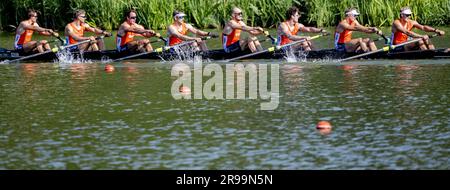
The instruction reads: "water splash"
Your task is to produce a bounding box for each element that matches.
[54,49,92,65]
[161,44,206,64]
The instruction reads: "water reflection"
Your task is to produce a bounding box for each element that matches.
[0,61,449,169]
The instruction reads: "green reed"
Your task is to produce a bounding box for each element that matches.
[1,0,449,31]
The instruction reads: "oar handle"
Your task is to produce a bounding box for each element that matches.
[263,31,277,44]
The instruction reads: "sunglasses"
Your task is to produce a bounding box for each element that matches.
[404,14,411,17]
[177,16,184,19]
[129,16,137,19]
[79,15,86,18]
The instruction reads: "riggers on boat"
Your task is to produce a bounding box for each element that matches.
[1,48,449,62]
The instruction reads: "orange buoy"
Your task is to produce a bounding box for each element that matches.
[316,121,332,129]
[105,64,115,72]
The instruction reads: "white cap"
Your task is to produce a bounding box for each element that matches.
[346,9,360,16]
[401,9,412,15]
[174,13,186,17]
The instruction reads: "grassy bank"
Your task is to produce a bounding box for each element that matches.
[1,0,449,31]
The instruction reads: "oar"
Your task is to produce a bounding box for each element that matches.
[340,34,438,62]
[263,31,277,44]
[149,36,168,44]
[112,36,216,62]
[223,33,329,62]
[3,36,105,63]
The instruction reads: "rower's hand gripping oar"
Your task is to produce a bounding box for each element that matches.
[223,32,329,62]
[340,34,439,62]
[3,36,106,64]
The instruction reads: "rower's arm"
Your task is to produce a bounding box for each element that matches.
[393,20,423,38]
[299,25,324,33]
[125,24,152,35]
[354,22,377,33]
[187,24,209,36]
[22,22,49,33]
[85,24,110,35]
[168,25,196,41]
[229,21,263,33]
[413,22,445,35]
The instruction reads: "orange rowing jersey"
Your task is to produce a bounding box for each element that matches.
[277,22,300,46]
[116,31,135,49]
[14,29,34,49]
[391,19,414,45]
[334,19,355,45]
[168,23,188,46]
[66,23,85,45]
[222,25,241,48]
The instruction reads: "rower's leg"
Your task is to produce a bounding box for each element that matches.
[78,43,88,51]
[252,37,263,51]
[36,42,45,53]
[96,39,105,51]
[300,41,311,51]
[364,38,377,51]
[137,39,152,52]
[91,44,99,51]
[42,40,51,52]
[198,41,208,51]
[345,39,362,53]
[23,41,38,53]
[239,39,250,51]
[358,38,369,52]
[426,39,435,50]
[126,41,140,52]
[307,41,314,51]
[246,36,262,52]
[417,40,427,50]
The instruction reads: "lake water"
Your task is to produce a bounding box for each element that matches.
[0,28,449,169]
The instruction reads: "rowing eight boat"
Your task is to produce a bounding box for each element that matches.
[1,48,449,62]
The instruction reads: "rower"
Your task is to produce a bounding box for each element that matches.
[391,7,445,52]
[277,6,327,51]
[64,9,112,52]
[14,9,59,53]
[167,10,217,52]
[222,7,265,53]
[117,9,160,53]
[335,8,382,53]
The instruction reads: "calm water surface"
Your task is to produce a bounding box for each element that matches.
[0,29,449,169]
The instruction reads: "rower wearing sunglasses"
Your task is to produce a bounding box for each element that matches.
[14,9,59,54]
[167,10,217,52]
[334,7,382,53]
[222,7,265,53]
[117,9,159,53]
[391,7,445,52]
[64,9,112,52]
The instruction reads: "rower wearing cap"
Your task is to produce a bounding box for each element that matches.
[117,9,160,53]
[167,10,217,52]
[391,6,445,52]
[222,7,266,53]
[277,6,327,51]
[14,9,60,53]
[335,7,382,53]
[64,9,112,52]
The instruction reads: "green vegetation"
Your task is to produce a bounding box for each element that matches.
[304,0,450,27]
[1,0,449,31]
